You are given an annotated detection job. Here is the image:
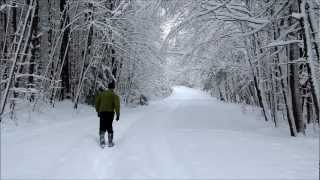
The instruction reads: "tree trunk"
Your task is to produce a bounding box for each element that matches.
[300,0,320,123]
[28,0,40,101]
[60,0,70,100]
[0,0,36,121]
[74,3,94,108]
[288,0,305,134]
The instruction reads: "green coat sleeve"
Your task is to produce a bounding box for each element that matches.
[95,92,101,112]
[115,94,120,118]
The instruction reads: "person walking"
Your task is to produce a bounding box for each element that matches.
[95,81,120,148]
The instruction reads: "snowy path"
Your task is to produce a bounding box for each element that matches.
[1,87,318,179]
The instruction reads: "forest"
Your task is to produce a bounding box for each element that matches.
[1,0,319,179]
[0,0,170,118]
[0,0,319,138]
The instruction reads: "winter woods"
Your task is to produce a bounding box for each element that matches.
[162,0,320,136]
[0,0,169,121]
[1,0,319,137]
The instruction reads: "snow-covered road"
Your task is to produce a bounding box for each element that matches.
[1,87,318,179]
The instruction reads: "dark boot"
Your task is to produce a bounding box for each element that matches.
[108,133,114,147]
[100,132,106,147]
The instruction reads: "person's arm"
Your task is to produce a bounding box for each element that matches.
[95,93,101,113]
[115,95,120,121]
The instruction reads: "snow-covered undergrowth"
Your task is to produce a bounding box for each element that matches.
[1,86,318,179]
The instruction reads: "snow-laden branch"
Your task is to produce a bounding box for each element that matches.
[263,40,303,48]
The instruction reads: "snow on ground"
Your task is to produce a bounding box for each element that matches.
[1,86,319,179]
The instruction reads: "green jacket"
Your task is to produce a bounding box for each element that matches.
[95,89,120,117]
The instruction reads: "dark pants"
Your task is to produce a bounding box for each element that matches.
[99,111,114,135]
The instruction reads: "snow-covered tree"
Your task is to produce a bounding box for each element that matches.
[0,0,170,121]
[162,0,320,136]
